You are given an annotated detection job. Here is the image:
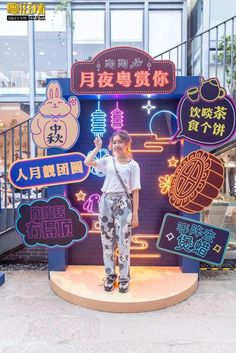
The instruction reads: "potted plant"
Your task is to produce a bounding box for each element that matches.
[218,35,236,100]
[52,0,75,47]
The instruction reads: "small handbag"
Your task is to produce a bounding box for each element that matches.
[112,157,132,203]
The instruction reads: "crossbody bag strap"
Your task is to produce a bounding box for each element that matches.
[112,157,131,201]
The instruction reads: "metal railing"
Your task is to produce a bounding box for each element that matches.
[0,118,46,233]
[154,16,236,97]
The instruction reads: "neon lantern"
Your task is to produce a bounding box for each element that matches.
[149,110,177,137]
[91,100,107,137]
[110,101,124,130]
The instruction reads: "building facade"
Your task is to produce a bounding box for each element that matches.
[1,0,236,263]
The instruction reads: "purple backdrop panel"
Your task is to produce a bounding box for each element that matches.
[68,98,180,266]
[16,196,88,248]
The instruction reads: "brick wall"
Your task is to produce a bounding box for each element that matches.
[0,246,48,263]
[68,98,181,266]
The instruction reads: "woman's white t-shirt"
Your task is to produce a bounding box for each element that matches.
[95,156,141,194]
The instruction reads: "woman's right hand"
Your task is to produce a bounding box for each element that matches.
[94,136,102,150]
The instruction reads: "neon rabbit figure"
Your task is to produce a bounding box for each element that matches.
[31,80,80,149]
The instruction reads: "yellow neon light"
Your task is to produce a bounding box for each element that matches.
[130,133,179,142]
[80,218,161,259]
[144,142,174,147]
[129,133,179,153]
[130,253,161,259]
[80,215,161,251]
[75,190,87,201]
[94,221,100,230]
[167,156,179,167]
[131,234,158,251]
[81,219,163,259]
[81,213,99,216]
[114,249,161,259]
[158,174,173,194]
[80,213,100,233]
[112,234,161,259]
[131,237,149,250]
[213,244,222,253]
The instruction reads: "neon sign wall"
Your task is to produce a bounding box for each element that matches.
[68,98,181,266]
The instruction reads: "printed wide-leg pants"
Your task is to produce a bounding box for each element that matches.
[99,192,132,282]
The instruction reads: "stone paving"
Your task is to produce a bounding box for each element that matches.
[0,269,236,353]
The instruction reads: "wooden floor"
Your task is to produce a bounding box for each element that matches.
[50,266,198,313]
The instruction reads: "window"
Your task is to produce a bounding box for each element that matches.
[73,10,105,61]
[210,0,236,27]
[217,147,236,201]
[0,10,29,95]
[149,10,182,61]
[34,10,68,95]
[111,10,143,48]
[206,146,236,254]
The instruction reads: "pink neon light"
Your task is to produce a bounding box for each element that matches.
[83,194,100,214]
[110,101,124,130]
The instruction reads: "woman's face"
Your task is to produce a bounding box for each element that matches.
[111,135,129,155]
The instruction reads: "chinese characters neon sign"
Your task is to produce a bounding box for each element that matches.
[71,46,176,95]
[16,196,88,248]
[175,77,236,146]
[8,152,90,190]
[157,213,231,266]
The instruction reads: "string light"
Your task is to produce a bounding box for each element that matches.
[110,101,124,130]
[91,100,107,137]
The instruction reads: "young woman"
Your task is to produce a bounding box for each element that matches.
[84,130,141,293]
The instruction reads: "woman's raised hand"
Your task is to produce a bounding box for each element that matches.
[94,136,102,150]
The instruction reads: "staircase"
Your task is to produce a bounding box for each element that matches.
[154,15,236,98]
[0,119,46,257]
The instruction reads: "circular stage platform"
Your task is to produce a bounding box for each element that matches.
[50,266,198,312]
